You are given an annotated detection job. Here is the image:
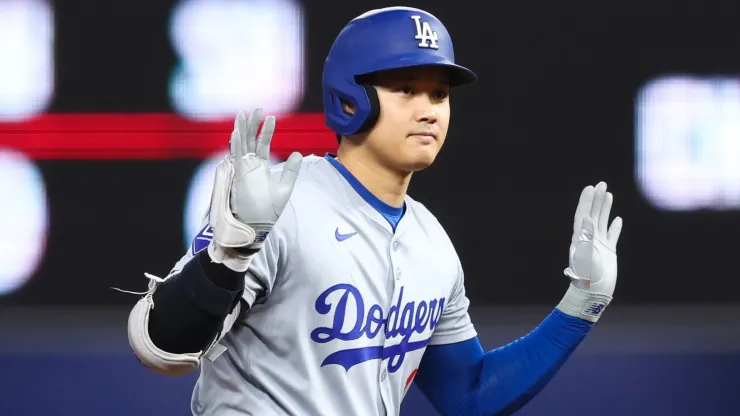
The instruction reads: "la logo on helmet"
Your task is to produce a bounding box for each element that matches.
[411,15,439,49]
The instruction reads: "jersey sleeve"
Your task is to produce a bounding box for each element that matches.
[242,199,296,306]
[428,259,477,345]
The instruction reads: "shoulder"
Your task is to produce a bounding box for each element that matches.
[267,154,342,235]
[405,195,446,235]
[270,154,351,211]
[268,154,326,181]
[404,195,458,255]
[258,156,327,240]
[269,154,337,196]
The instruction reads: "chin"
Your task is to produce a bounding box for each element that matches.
[398,152,438,172]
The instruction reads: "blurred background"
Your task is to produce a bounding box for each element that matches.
[1,0,739,414]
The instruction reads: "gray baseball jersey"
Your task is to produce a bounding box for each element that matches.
[170,154,477,416]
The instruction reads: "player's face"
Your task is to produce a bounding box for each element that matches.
[364,66,451,173]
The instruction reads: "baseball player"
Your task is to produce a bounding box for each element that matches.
[127,6,623,416]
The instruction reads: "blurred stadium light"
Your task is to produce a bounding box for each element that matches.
[0,148,48,295]
[636,76,740,211]
[168,0,305,121]
[0,0,54,121]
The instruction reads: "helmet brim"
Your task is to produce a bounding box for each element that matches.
[425,60,477,86]
[354,57,478,87]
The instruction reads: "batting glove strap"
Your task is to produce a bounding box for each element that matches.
[556,283,612,323]
[207,241,254,273]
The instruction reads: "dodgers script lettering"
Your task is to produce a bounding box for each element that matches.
[310,283,445,373]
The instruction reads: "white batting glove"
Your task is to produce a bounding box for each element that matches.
[207,109,302,272]
[557,182,623,323]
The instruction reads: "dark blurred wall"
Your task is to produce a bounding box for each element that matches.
[3,0,738,306]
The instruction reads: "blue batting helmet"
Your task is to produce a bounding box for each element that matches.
[322,7,477,136]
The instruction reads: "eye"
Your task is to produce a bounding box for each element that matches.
[398,86,413,95]
[433,89,449,100]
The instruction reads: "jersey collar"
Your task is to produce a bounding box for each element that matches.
[323,154,405,218]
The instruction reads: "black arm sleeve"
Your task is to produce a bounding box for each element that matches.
[147,249,247,354]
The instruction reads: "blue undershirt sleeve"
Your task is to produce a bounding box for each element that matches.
[414,309,593,416]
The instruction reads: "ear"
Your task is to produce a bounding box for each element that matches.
[342,100,356,115]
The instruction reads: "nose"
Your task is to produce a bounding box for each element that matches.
[415,95,438,124]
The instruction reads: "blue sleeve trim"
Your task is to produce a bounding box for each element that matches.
[415,309,592,416]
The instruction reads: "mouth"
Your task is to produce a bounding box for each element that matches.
[408,132,438,142]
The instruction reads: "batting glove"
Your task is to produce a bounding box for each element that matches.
[207,108,302,272]
[557,182,623,323]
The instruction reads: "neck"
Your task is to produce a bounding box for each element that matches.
[336,145,411,208]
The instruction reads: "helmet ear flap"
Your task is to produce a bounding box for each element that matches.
[354,84,380,135]
[323,80,381,136]
[332,84,380,142]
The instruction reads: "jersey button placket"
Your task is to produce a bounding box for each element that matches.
[381,239,400,412]
[391,241,401,281]
[378,366,391,415]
